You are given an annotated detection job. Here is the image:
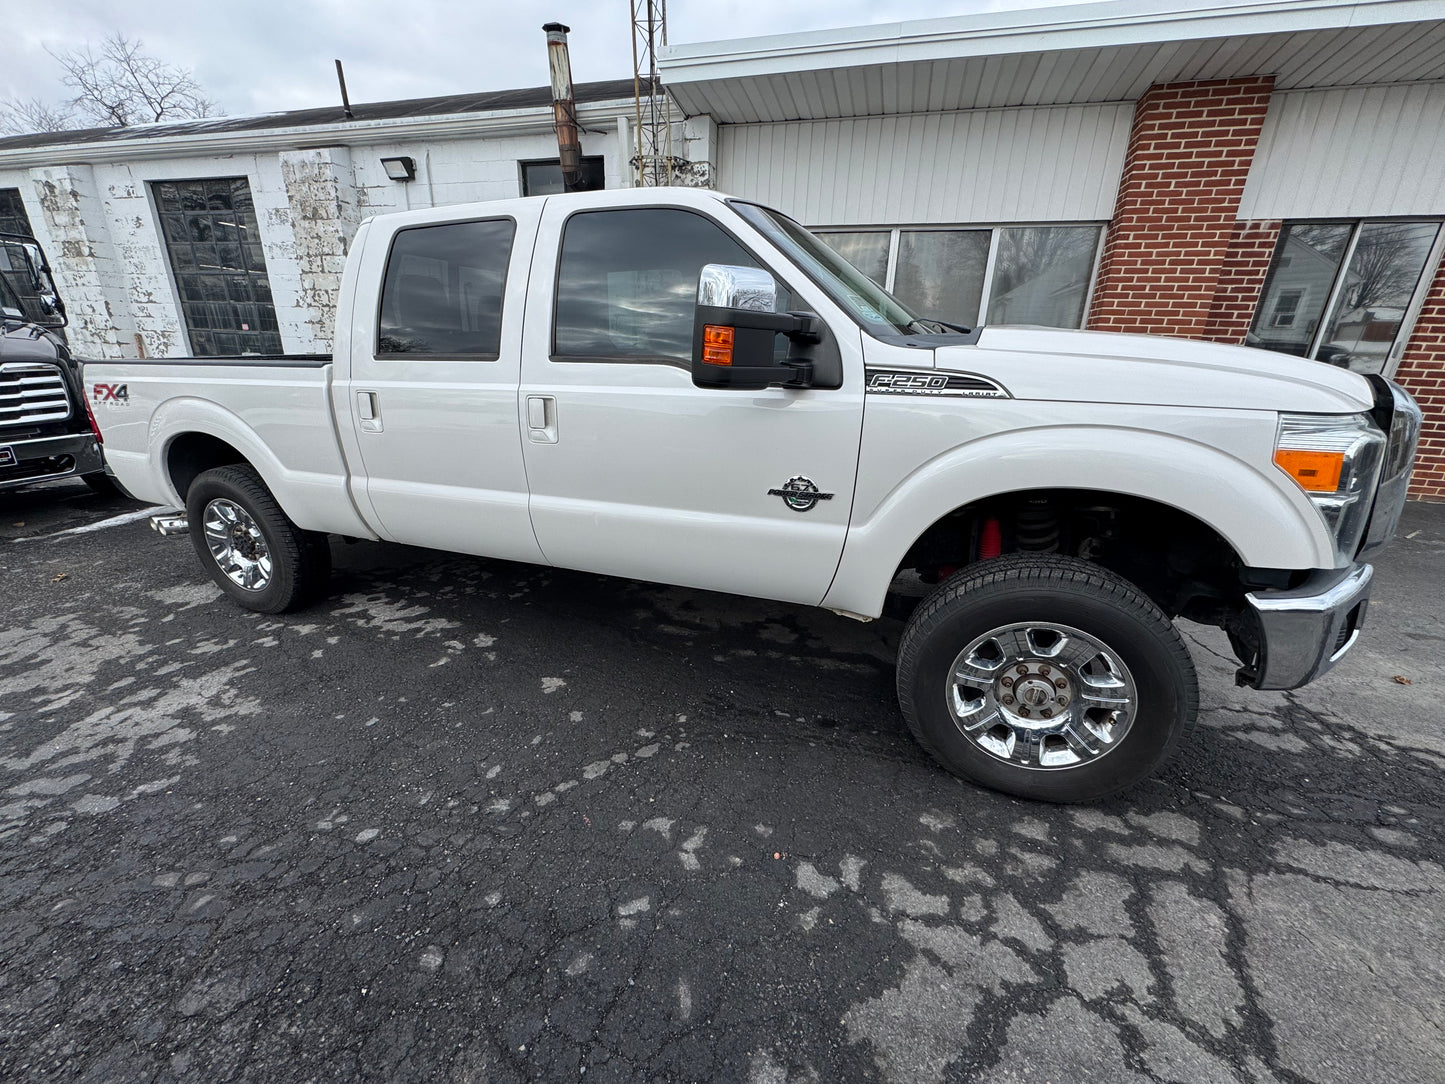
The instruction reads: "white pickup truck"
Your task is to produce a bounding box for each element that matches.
[86,187,1422,802]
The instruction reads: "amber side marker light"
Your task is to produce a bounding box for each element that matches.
[702,324,734,366]
[1274,448,1345,492]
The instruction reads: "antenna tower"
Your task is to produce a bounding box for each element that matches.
[630,0,673,186]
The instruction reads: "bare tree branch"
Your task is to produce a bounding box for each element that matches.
[0,97,80,135]
[48,33,218,128]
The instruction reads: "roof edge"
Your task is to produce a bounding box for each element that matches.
[658,0,1445,81]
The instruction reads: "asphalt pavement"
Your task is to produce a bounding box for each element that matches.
[2,479,1442,1084]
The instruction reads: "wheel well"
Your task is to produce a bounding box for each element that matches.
[895,488,1254,622]
[166,432,248,501]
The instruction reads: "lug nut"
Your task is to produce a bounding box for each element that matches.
[1057,695,1068,705]
[1000,677,1014,688]
[1001,695,1015,705]
[1055,678,1068,689]
[1019,706,1031,716]
[1016,664,1029,675]
[1040,708,1053,718]
[1040,665,1051,676]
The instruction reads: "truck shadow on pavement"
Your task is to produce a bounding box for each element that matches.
[2,533,1441,1083]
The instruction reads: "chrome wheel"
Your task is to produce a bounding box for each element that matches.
[947,622,1136,771]
[202,498,273,591]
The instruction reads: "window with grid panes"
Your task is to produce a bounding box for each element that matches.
[153,178,283,356]
[0,188,34,237]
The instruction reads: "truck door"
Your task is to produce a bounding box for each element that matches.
[340,204,545,564]
[517,200,865,606]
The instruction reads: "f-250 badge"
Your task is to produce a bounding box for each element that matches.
[768,476,833,513]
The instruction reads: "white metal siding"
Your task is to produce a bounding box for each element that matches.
[717,103,1132,225]
[1240,83,1445,220]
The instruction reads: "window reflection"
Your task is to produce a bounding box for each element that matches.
[553,208,782,363]
[1249,220,1441,374]
[987,226,1100,327]
[1317,221,1440,373]
[377,218,515,356]
[814,231,890,287]
[893,229,990,326]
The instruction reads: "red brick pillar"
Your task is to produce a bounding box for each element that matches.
[1395,263,1445,501]
[1087,77,1275,337]
[1202,220,1281,344]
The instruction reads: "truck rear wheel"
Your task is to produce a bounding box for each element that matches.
[896,554,1197,802]
[185,464,331,613]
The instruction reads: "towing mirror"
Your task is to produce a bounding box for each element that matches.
[692,263,820,390]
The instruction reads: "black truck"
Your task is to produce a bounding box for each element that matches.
[0,233,111,494]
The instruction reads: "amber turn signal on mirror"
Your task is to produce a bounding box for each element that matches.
[1273,448,1345,492]
[702,324,734,366]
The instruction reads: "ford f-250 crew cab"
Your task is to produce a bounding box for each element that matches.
[85,187,1422,802]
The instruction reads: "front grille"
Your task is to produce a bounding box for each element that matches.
[0,362,72,427]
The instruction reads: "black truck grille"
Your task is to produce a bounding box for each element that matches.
[0,362,71,426]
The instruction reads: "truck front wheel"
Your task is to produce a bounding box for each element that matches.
[185,464,331,613]
[896,554,1197,802]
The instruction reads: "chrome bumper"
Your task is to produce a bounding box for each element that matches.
[0,430,104,491]
[1242,563,1372,691]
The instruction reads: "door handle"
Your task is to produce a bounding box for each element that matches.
[357,390,382,432]
[526,395,557,444]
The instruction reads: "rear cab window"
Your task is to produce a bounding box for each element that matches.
[377,218,516,358]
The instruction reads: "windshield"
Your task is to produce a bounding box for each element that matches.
[731,201,963,337]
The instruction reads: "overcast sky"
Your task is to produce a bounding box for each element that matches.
[3,0,1096,121]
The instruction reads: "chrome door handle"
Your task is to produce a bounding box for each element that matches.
[526,395,557,444]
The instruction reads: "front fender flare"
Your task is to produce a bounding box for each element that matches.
[822,425,1333,618]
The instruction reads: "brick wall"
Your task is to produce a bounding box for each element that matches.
[1088,77,1275,337]
[1202,219,1281,344]
[1394,262,1445,500]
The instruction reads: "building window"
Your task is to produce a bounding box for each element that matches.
[520,156,605,197]
[1270,288,1305,328]
[815,223,1104,329]
[0,188,34,237]
[153,177,282,356]
[553,207,786,364]
[1250,219,1444,374]
[377,219,516,357]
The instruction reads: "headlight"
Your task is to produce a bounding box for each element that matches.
[1274,413,1385,565]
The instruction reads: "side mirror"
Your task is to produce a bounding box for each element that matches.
[692,263,820,390]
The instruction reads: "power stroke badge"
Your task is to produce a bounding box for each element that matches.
[768,476,833,513]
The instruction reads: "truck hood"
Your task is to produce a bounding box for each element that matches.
[1,320,65,366]
[949,327,1374,414]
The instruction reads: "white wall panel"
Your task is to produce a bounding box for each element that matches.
[717,103,1132,225]
[1240,83,1445,220]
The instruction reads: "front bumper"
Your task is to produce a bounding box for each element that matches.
[1241,563,1372,690]
[0,430,104,491]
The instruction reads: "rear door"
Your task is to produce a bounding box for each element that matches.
[516,197,866,606]
[340,201,544,564]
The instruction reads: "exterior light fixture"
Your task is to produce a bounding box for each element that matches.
[380,156,416,182]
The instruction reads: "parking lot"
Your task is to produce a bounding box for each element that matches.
[1,479,1442,1084]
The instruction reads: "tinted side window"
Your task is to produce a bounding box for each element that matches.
[554,208,781,363]
[378,218,515,357]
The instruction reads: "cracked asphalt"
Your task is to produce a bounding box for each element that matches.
[1,479,1442,1084]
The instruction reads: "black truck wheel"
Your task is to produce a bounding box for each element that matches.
[185,464,331,613]
[896,554,1197,802]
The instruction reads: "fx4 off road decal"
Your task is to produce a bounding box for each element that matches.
[768,476,833,513]
[865,369,1008,399]
[92,383,129,404]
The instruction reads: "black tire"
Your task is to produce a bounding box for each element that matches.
[185,464,331,613]
[896,554,1197,803]
[81,471,121,497]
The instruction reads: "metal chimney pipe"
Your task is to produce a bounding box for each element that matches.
[543,22,583,192]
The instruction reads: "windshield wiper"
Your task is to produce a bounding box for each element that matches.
[909,318,974,335]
